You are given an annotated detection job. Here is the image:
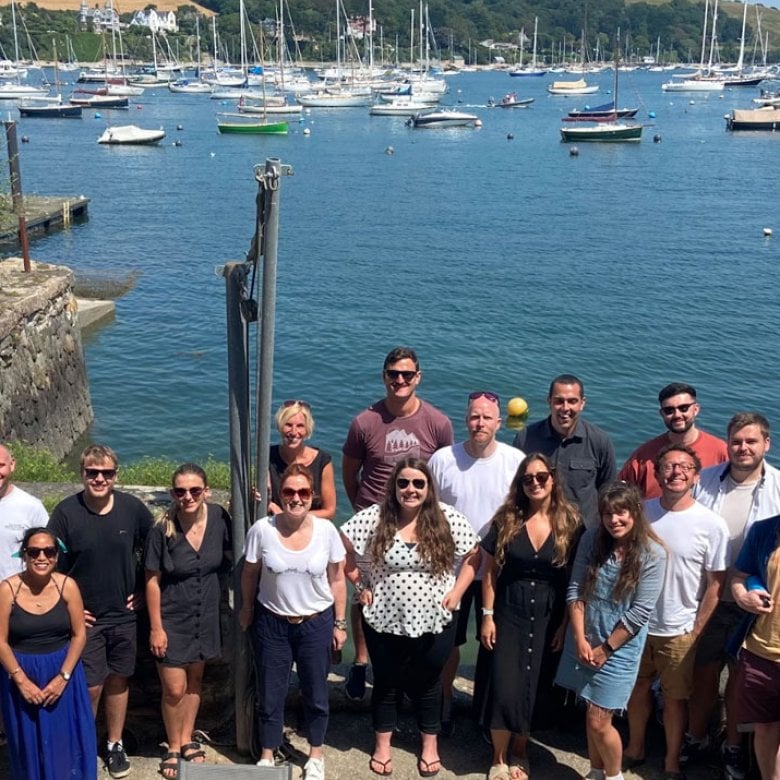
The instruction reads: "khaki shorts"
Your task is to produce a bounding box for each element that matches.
[637,632,697,700]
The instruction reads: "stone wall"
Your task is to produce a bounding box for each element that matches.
[0,258,93,458]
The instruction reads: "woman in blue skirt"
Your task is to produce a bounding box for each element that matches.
[0,527,96,780]
[555,483,666,780]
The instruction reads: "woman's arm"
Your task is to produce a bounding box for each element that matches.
[480,551,497,650]
[145,570,167,658]
[328,559,347,651]
[443,545,480,610]
[340,532,373,606]
[41,576,86,706]
[0,578,44,705]
[618,548,667,635]
[239,560,262,631]
[313,462,337,520]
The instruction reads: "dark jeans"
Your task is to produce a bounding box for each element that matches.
[363,616,457,735]
[252,607,333,750]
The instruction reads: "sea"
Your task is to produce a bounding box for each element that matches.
[7,67,780,514]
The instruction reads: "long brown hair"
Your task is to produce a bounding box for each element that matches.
[156,463,209,539]
[490,453,580,568]
[584,482,665,601]
[367,457,456,579]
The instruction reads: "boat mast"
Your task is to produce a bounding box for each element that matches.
[707,0,719,75]
[736,0,747,74]
[699,0,710,72]
[613,29,620,118]
[531,17,539,70]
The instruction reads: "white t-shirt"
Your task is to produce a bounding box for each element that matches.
[644,498,729,636]
[429,441,524,538]
[340,502,479,638]
[0,486,48,580]
[243,515,345,616]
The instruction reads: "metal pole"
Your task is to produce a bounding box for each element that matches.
[253,158,292,510]
[223,261,252,754]
[4,121,30,272]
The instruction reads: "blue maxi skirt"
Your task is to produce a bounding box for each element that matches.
[0,644,97,780]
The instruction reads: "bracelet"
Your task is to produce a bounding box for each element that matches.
[354,581,367,594]
[334,619,348,631]
[481,608,495,616]
[603,639,616,655]
[8,667,21,679]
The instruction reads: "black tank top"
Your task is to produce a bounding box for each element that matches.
[8,578,71,654]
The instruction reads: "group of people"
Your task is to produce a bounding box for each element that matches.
[1,345,780,780]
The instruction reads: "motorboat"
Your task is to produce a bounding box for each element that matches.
[488,92,534,108]
[406,109,480,129]
[97,124,166,145]
[661,77,724,92]
[725,106,780,131]
[168,79,213,94]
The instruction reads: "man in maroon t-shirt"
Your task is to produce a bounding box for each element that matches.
[341,346,454,700]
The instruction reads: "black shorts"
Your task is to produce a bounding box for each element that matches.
[82,621,137,687]
[695,601,744,666]
[455,580,483,647]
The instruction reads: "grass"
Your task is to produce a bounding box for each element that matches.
[9,445,231,491]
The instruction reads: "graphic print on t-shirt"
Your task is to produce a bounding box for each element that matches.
[383,428,422,462]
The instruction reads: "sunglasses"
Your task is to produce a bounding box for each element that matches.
[84,468,117,480]
[384,369,417,382]
[396,477,427,489]
[281,487,313,500]
[660,403,694,416]
[521,472,552,487]
[469,390,500,405]
[283,400,311,410]
[173,486,205,499]
[25,546,58,560]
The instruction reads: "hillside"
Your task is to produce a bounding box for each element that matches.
[0,0,214,13]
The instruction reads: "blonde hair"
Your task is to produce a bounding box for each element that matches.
[275,402,315,439]
[156,463,208,539]
[80,444,118,469]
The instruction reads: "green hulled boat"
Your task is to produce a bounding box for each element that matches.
[216,113,289,135]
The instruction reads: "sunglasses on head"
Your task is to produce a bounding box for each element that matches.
[469,390,500,405]
[25,546,57,560]
[396,477,427,490]
[384,369,417,382]
[283,400,311,410]
[660,403,694,415]
[84,468,117,480]
[521,472,552,487]
[173,486,205,499]
[281,487,313,500]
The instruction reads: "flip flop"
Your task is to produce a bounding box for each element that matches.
[181,742,206,763]
[509,757,529,780]
[369,756,393,776]
[159,751,180,779]
[488,764,511,780]
[418,757,441,778]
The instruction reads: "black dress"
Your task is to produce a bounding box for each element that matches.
[143,504,231,666]
[268,445,332,512]
[475,523,574,734]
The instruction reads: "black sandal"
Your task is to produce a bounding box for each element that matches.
[159,751,180,779]
[181,742,206,762]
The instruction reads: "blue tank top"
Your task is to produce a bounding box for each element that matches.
[8,579,71,654]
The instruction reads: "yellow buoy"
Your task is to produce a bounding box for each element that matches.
[507,397,529,418]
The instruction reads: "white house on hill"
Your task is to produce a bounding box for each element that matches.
[129,9,178,33]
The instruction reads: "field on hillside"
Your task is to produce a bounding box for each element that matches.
[2,0,214,14]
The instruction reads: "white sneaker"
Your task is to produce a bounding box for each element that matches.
[256,758,275,767]
[304,757,325,780]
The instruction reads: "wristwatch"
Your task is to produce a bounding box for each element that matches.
[334,619,348,631]
[603,640,616,655]
[59,670,72,681]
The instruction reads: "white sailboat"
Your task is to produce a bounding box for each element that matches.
[509,18,547,77]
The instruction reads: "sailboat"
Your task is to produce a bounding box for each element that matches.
[560,32,642,143]
[0,0,47,99]
[216,0,289,134]
[509,18,547,77]
[169,18,212,93]
[19,41,82,117]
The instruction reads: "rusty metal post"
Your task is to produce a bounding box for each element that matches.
[4,120,30,271]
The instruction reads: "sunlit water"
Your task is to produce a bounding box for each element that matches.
[9,68,780,518]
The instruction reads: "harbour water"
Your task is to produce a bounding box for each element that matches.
[9,68,780,505]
